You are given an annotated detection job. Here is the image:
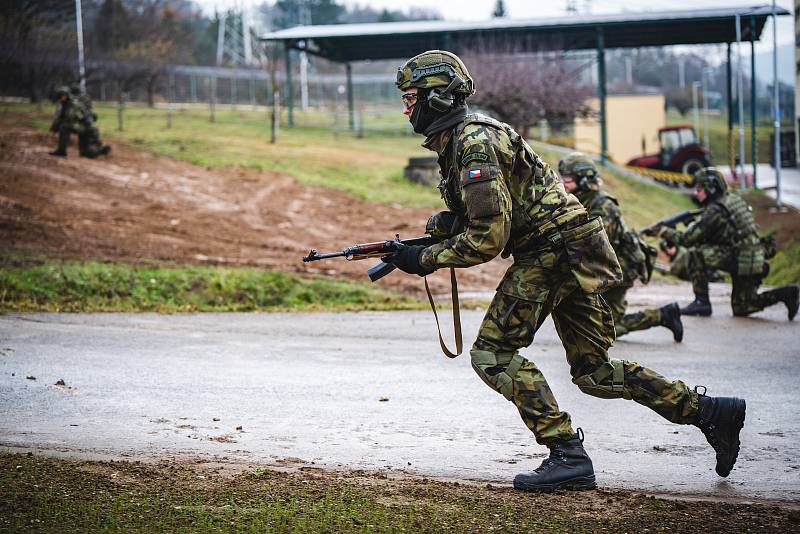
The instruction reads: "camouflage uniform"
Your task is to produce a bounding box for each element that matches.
[418,115,700,444]
[661,191,780,316]
[667,245,725,283]
[573,187,663,337]
[50,86,109,158]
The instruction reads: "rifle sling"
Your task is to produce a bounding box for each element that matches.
[423,267,463,358]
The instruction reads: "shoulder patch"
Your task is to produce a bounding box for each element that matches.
[461,163,499,187]
[461,151,490,166]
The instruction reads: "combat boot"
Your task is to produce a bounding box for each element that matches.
[680,294,712,317]
[693,387,746,477]
[659,302,683,342]
[99,145,111,156]
[770,284,799,321]
[513,429,596,492]
[48,150,67,157]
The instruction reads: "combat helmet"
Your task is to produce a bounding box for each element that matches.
[693,167,727,199]
[54,86,71,98]
[558,152,600,190]
[396,50,475,112]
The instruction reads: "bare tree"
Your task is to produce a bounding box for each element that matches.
[462,42,594,138]
[0,0,78,103]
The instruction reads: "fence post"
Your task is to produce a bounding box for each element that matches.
[209,76,216,123]
[117,90,125,132]
[167,70,173,129]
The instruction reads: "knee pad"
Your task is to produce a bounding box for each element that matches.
[470,349,524,401]
[573,358,632,400]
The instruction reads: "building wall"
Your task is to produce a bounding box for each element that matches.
[795,0,800,164]
[574,94,666,164]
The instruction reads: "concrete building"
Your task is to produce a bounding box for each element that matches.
[574,94,666,164]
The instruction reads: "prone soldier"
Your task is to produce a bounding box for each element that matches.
[384,50,747,492]
[647,168,798,319]
[558,152,683,342]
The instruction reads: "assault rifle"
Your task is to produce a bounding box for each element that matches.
[303,234,439,282]
[641,209,703,236]
[303,233,462,358]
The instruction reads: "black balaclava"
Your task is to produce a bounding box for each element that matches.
[408,90,438,134]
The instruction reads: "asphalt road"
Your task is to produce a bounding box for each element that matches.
[1,283,798,502]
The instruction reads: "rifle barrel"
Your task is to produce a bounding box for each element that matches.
[302,249,347,262]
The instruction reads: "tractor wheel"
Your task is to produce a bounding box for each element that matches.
[680,157,708,179]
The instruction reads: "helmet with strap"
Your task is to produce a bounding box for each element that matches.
[396,50,475,112]
[558,152,599,191]
[693,167,727,199]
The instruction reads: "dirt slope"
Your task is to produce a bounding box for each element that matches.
[0,118,506,295]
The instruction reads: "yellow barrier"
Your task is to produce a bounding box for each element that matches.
[624,165,693,185]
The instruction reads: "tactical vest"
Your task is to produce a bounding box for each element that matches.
[441,114,575,248]
[439,114,622,293]
[715,193,764,276]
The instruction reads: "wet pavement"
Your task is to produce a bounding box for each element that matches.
[1,282,799,502]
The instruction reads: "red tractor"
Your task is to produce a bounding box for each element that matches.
[627,125,711,177]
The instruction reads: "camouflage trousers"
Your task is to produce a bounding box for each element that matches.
[57,123,105,158]
[472,250,699,444]
[602,284,661,337]
[687,246,779,316]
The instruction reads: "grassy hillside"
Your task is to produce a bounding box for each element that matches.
[2,102,701,312]
[9,102,694,228]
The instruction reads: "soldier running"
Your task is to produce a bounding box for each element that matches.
[383,50,747,492]
[558,152,683,342]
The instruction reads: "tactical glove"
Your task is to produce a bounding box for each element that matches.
[641,225,660,237]
[426,211,464,239]
[383,244,435,277]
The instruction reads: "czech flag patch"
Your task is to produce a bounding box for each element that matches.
[468,169,482,179]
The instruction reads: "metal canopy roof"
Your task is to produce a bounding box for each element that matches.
[261,5,790,62]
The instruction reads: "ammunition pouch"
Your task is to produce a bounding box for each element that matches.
[573,359,631,400]
[470,349,525,401]
[618,230,657,284]
[736,241,765,276]
[561,216,623,294]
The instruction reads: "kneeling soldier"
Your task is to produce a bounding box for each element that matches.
[651,168,798,320]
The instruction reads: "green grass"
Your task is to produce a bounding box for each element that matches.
[3,452,789,533]
[765,243,800,286]
[0,257,423,313]
[534,144,696,229]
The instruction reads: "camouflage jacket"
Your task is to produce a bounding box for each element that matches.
[574,189,626,248]
[50,99,89,132]
[419,114,584,269]
[661,192,757,249]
